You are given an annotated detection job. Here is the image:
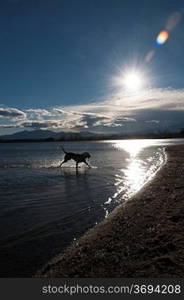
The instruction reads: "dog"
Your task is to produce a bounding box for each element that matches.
[59,146,91,169]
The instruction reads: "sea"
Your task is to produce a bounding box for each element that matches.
[0,138,184,277]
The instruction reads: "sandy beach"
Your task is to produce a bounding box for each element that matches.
[35,145,184,278]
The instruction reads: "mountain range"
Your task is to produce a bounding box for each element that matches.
[0,130,98,140]
[1,128,184,142]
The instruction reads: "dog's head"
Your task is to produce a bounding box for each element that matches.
[83,152,91,159]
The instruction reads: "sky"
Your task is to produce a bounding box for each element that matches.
[0,0,184,135]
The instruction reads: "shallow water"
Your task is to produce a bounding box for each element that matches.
[0,138,184,276]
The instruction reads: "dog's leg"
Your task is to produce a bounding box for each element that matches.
[59,161,64,167]
[59,160,67,167]
[84,160,91,168]
[76,162,79,169]
[59,154,70,167]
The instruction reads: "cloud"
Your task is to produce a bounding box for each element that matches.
[0,107,26,120]
[1,87,184,133]
[0,124,19,128]
[0,119,64,130]
[52,108,71,115]
[26,109,51,116]
[145,120,160,124]
[77,114,110,127]
[19,120,64,129]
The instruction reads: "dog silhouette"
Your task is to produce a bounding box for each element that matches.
[59,147,91,169]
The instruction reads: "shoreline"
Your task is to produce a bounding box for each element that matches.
[35,145,184,278]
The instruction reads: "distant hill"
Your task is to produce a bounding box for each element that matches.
[0,129,184,142]
[0,130,56,140]
[0,129,98,141]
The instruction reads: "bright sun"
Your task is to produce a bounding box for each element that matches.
[113,68,147,92]
[123,72,143,90]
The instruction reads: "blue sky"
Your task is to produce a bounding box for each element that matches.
[0,0,184,135]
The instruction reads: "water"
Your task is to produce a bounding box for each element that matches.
[0,138,184,277]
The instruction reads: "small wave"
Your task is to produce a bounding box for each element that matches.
[108,147,166,204]
[0,164,32,169]
[0,163,97,169]
[0,163,59,169]
[90,165,98,169]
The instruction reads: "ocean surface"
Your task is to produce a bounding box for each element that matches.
[0,138,184,277]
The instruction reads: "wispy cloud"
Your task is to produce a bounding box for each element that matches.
[1,87,184,133]
[0,107,26,120]
[26,109,52,117]
[20,120,64,129]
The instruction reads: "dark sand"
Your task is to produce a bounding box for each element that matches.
[35,145,184,278]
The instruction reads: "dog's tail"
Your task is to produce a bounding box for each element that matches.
[61,146,67,154]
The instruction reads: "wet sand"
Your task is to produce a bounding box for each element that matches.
[35,145,184,277]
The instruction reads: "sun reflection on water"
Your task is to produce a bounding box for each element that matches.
[113,140,154,200]
[123,159,145,195]
[103,140,165,217]
[114,139,154,158]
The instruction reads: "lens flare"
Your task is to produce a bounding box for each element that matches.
[145,50,155,63]
[166,12,182,31]
[156,30,169,45]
